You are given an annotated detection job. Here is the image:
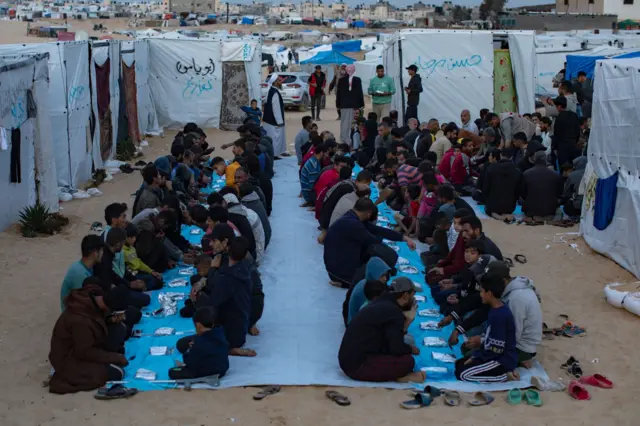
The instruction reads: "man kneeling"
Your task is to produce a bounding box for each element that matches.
[338,277,425,383]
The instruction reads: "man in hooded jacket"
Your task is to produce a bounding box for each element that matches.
[521,151,563,219]
[343,257,392,326]
[562,156,587,217]
[482,148,522,217]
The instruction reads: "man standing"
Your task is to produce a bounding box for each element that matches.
[368,65,395,121]
[551,96,580,168]
[308,66,326,121]
[404,64,422,124]
[337,64,364,147]
[329,64,347,120]
[262,75,287,158]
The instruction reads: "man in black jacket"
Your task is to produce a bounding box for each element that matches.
[551,96,581,168]
[482,148,522,219]
[338,277,424,383]
[404,65,423,124]
[521,151,563,220]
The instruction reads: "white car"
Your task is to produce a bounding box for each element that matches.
[260,72,325,112]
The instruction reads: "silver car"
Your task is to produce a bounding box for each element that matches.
[260,72,325,112]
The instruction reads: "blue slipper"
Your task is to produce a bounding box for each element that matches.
[400,392,433,409]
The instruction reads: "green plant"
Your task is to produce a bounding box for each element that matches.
[18,203,51,236]
[116,137,137,161]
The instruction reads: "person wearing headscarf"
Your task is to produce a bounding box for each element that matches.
[262,74,287,158]
[337,64,364,147]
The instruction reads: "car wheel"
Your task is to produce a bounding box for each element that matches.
[299,94,310,112]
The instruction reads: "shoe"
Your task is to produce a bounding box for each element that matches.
[316,117,321,121]
[523,389,542,406]
[507,388,522,405]
[568,380,591,400]
[579,374,613,389]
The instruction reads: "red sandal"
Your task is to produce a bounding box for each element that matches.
[579,374,614,389]
[568,380,591,400]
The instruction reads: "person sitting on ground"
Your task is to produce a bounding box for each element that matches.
[123,223,164,291]
[521,151,563,222]
[430,123,458,165]
[244,154,273,216]
[454,273,517,383]
[416,169,442,219]
[316,165,352,222]
[448,138,476,194]
[49,278,130,394]
[517,139,546,173]
[234,165,265,207]
[511,132,529,165]
[339,277,424,383]
[241,98,262,126]
[218,188,257,259]
[170,307,230,380]
[436,185,457,221]
[238,182,271,247]
[172,163,200,203]
[394,184,421,237]
[561,156,587,218]
[345,256,391,325]
[329,185,370,228]
[420,208,469,269]
[102,202,128,240]
[60,235,104,311]
[180,254,212,318]
[211,156,229,183]
[131,192,174,229]
[313,154,348,213]
[404,118,420,147]
[324,198,416,288]
[300,143,327,207]
[132,164,165,217]
[193,231,257,357]
[482,148,522,221]
[223,192,264,263]
[295,115,314,165]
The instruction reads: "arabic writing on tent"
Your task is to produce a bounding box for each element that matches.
[176,58,216,77]
[183,78,213,99]
[413,55,483,77]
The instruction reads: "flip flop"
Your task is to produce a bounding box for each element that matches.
[326,390,351,406]
[579,374,614,389]
[507,388,522,405]
[94,384,138,400]
[524,389,543,406]
[561,356,579,369]
[444,390,461,406]
[253,385,281,400]
[567,363,583,379]
[422,385,442,398]
[568,380,591,400]
[400,392,433,409]
[469,391,494,406]
[503,257,514,268]
[514,254,527,264]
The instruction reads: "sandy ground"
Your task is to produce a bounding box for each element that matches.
[0,19,639,423]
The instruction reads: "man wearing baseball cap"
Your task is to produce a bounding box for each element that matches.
[338,277,425,383]
[404,64,423,124]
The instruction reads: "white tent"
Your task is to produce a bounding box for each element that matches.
[354,58,379,95]
[581,58,640,279]
[0,41,92,189]
[534,34,584,94]
[149,38,262,129]
[135,28,161,39]
[382,29,536,125]
[0,53,58,230]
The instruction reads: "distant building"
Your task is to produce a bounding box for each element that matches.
[499,12,618,30]
[556,0,640,19]
[168,0,217,13]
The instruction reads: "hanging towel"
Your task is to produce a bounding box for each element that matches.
[593,171,618,231]
[10,128,21,183]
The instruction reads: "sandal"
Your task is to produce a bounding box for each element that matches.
[503,258,514,268]
[400,392,433,409]
[253,385,281,400]
[514,254,527,264]
[444,390,461,406]
[568,380,591,400]
[524,389,542,406]
[579,374,613,389]
[94,384,138,400]
[469,391,494,406]
[507,388,522,405]
[326,390,351,406]
[567,363,583,379]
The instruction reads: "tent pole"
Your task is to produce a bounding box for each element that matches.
[398,39,406,125]
[58,44,73,187]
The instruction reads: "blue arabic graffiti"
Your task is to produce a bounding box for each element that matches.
[68,85,86,103]
[11,96,25,128]
[242,43,251,61]
[182,79,213,99]
[413,55,483,77]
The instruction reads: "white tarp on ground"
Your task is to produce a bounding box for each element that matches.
[508,32,536,114]
[581,58,640,279]
[149,39,261,129]
[0,54,57,230]
[385,30,494,124]
[90,41,121,169]
[121,40,161,136]
[0,42,92,188]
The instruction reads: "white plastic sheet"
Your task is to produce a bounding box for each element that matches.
[221,41,256,62]
[535,51,571,94]
[149,39,223,129]
[508,32,536,114]
[133,41,161,136]
[388,31,494,124]
[581,58,640,279]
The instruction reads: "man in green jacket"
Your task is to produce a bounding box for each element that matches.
[368,65,395,121]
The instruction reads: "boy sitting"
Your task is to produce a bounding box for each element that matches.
[180,255,212,318]
[171,307,230,380]
[454,273,517,383]
[123,224,163,291]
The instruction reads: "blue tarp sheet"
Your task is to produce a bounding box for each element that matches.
[300,50,356,65]
[566,49,640,79]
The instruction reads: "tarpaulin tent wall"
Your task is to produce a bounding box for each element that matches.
[0,53,58,230]
[330,40,362,53]
[120,40,161,137]
[566,47,640,79]
[148,38,261,129]
[581,58,640,279]
[89,40,121,169]
[534,35,585,94]
[0,41,92,189]
[300,50,356,65]
[354,58,379,94]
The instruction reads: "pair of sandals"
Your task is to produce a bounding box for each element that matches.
[508,388,542,406]
[401,386,494,409]
[254,387,352,407]
[562,356,583,378]
[504,254,527,268]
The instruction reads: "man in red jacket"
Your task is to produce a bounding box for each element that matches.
[426,209,474,284]
[308,66,326,121]
[449,138,476,190]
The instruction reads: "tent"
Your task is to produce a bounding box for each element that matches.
[0,53,58,230]
[534,35,584,94]
[382,30,536,125]
[581,58,640,279]
[354,58,379,94]
[300,50,355,65]
[353,20,366,28]
[566,46,640,79]
[148,38,262,129]
[0,41,92,189]
[330,40,362,53]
